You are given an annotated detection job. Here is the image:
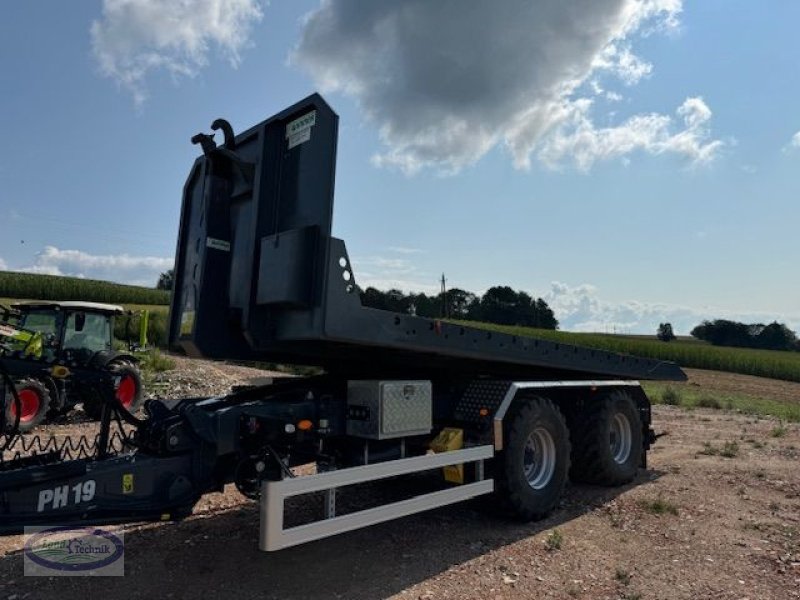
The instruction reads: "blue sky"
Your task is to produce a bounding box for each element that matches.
[1,1,798,334]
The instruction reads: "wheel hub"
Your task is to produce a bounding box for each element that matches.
[610,412,632,464]
[11,388,41,423]
[523,427,556,490]
[116,375,137,409]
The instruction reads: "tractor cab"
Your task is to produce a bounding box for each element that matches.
[3,301,144,431]
[12,301,121,365]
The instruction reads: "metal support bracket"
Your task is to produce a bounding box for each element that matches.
[259,445,494,551]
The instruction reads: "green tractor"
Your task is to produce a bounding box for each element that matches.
[0,301,145,431]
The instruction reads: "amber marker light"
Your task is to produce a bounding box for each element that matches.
[297,419,313,431]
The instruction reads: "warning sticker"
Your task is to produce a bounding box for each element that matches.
[122,473,134,494]
[286,110,316,149]
[206,237,231,252]
[288,128,311,149]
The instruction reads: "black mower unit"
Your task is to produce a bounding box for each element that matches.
[0,95,686,550]
[0,301,143,430]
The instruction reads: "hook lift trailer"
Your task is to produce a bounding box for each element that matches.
[0,94,685,551]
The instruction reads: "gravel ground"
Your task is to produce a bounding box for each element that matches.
[0,361,798,599]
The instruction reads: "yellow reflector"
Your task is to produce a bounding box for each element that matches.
[429,427,465,484]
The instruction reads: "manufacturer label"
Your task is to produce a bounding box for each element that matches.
[122,474,134,495]
[286,110,316,149]
[206,237,230,252]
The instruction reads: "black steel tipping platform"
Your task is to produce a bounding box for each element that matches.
[169,93,686,383]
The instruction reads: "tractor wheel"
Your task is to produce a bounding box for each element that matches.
[82,361,144,421]
[569,391,643,486]
[6,378,51,432]
[110,361,144,413]
[493,396,571,521]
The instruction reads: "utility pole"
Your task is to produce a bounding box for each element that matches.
[440,273,449,318]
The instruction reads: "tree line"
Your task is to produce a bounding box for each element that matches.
[360,285,559,329]
[690,319,799,352]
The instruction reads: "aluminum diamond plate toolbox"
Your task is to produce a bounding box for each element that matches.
[346,380,432,439]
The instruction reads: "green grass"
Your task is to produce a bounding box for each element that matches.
[637,497,679,516]
[544,528,563,551]
[135,348,176,373]
[454,320,800,383]
[699,440,740,458]
[0,271,169,305]
[770,423,789,438]
[643,382,800,422]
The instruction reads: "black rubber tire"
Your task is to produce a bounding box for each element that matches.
[43,376,66,418]
[7,378,51,433]
[493,396,571,521]
[82,361,144,421]
[109,360,144,413]
[569,391,643,486]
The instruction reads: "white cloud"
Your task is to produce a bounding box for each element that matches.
[0,257,7,270]
[791,131,800,148]
[592,44,653,85]
[91,0,264,105]
[537,96,723,170]
[293,0,721,173]
[387,246,424,255]
[13,246,172,286]
[351,254,439,294]
[545,281,800,334]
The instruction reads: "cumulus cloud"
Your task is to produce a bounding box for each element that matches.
[293,0,721,173]
[91,0,264,104]
[537,96,722,170]
[352,250,438,294]
[545,281,800,334]
[14,246,172,286]
[791,131,800,149]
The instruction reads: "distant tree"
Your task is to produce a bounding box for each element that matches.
[156,269,174,291]
[443,288,478,319]
[358,283,557,330]
[657,322,676,342]
[534,298,559,329]
[755,322,797,351]
[691,319,798,351]
[473,286,558,329]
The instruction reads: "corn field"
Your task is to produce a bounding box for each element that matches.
[0,271,169,306]
[461,321,800,383]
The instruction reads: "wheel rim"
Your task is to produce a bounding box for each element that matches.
[523,427,557,490]
[116,375,137,409]
[11,388,41,423]
[610,412,632,464]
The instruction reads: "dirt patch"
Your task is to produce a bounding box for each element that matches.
[682,367,800,404]
[1,364,799,599]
